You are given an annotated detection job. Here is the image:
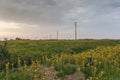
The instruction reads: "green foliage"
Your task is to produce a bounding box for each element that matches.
[0,39,10,71]
[15,37,22,40]
[81,66,93,78]
[8,39,120,56]
[0,70,34,80]
[55,63,76,78]
[0,39,120,80]
[57,70,66,78]
[0,39,9,60]
[63,63,76,75]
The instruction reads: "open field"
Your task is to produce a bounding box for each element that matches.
[0,39,120,80]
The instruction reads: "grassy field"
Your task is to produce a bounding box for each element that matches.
[0,39,120,80]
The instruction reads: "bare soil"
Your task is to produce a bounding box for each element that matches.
[35,66,85,80]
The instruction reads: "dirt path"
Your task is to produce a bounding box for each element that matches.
[63,71,85,80]
[35,66,85,80]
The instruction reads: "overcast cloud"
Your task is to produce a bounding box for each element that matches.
[0,0,120,39]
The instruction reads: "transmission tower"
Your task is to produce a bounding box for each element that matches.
[75,22,77,40]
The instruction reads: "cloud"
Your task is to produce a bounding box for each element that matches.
[0,0,120,39]
[0,0,75,25]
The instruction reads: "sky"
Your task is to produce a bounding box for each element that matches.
[0,0,120,40]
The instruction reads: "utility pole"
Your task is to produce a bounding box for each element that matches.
[57,31,58,40]
[50,34,51,39]
[75,21,77,40]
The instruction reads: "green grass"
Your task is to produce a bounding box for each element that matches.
[0,39,120,80]
[7,39,120,55]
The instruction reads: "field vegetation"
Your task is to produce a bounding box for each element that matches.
[0,39,120,80]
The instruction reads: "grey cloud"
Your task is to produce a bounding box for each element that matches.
[0,0,63,26]
[0,0,120,39]
[0,0,120,25]
[0,0,81,26]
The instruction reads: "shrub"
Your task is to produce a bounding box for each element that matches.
[0,38,10,70]
[0,38,9,61]
[63,63,76,75]
[55,63,76,78]
[0,70,34,80]
[57,70,65,78]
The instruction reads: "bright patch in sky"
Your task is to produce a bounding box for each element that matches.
[0,21,19,30]
[0,21,20,39]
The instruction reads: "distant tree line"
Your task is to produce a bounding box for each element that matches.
[15,37,30,40]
